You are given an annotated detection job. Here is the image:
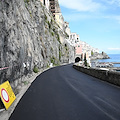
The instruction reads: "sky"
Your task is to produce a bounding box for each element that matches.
[59,0,120,54]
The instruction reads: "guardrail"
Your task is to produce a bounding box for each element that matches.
[73,65,120,87]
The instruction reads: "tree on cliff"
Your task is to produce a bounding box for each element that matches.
[91,51,94,56]
[84,53,88,67]
[102,51,104,55]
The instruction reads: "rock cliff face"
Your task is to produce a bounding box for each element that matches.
[0,0,75,85]
[90,52,110,60]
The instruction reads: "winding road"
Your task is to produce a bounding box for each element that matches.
[9,64,120,120]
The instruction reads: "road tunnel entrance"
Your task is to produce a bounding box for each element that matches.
[75,57,80,63]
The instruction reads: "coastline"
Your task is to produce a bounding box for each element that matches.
[90,52,110,60]
[91,54,120,72]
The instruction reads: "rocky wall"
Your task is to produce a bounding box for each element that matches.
[0,0,75,86]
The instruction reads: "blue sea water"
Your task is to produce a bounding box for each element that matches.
[94,54,120,67]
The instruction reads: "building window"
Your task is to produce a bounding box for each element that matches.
[73,35,75,39]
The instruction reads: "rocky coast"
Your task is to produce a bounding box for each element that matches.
[90,52,110,60]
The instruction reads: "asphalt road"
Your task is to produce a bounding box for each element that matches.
[9,64,120,120]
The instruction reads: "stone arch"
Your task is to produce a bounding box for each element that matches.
[75,57,80,63]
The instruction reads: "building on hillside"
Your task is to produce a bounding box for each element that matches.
[54,0,61,13]
[49,0,70,43]
[41,0,66,32]
[46,0,50,10]
[40,0,44,4]
[64,21,71,38]
[69,33,83,61]
[55,13,66,43]
[75,41,91,66]
[93,48,99,53]
[40,0,76,46]
[40,0,50,11]
[85,52,91,67]
[53,0,65,31]
[49,0,60,18]
[55,13,64,30]
[72,35,99,67]
[75,43,82,57]
[49,0,56,17]
[70,33,80,46]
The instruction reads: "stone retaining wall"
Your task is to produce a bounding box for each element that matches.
[73,65,120,87]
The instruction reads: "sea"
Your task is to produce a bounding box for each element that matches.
[92,54,120,68]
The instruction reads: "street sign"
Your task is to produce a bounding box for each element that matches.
[0,81,16,110]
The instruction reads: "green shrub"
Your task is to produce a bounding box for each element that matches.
[45,15,47,21]
[33,66,39,73]
[91,51,94,56]
[50,56,60,66]
[59,50,62,60]
[30,13,32,18]
[22,81,29,85]
[51,19,53,24]
[53,28,55,32]
[24,0,29,3]
[56,34,61,44]
[26,0,29,3]
[65,46,68,51]
[50,57,55,64]
[25,3,28,8]
[51,32,54,36]
[51,47,53,52]
[47,64,50,68]
[84,60,88,67]
[48,21,51,29]
[65,32,69,38]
